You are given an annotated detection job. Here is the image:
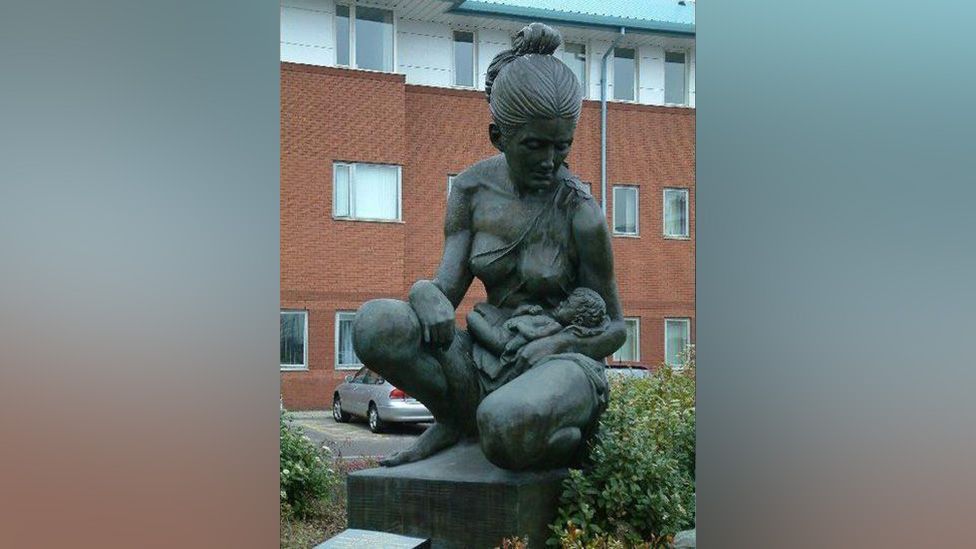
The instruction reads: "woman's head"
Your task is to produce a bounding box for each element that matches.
[485,23,584,191]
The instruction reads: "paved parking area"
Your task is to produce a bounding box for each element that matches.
[287,411,429,459]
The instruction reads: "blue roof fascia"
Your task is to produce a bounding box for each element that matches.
[451,0,695,37]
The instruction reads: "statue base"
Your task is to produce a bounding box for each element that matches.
[347,441,568,549]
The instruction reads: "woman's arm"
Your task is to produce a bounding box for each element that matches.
[432,180,475,306]
[512,198,626,367]
[409,176,476,348]
[567,198,628,359]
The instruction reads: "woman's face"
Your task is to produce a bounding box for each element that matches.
[497,117,576,193]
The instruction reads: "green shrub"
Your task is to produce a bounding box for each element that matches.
[280,411,341,518]
[279,439,378,548]
[551,359,696,548]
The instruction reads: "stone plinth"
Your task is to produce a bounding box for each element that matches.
[315,528,430,548]
[347,442,568,549]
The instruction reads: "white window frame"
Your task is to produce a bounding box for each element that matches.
[663,187,690,239]
[333,3,398,72]
[611,46,638,103]
[447,174,456,196]
[451,30,477,88]
[612,185,640,237]
[332,162,403,222]
[560,41,588,95]
[612,317,641,362]
[280,310,308,371]
[664,317,692,369]
[334,311,363,370]
[663,49,689,107]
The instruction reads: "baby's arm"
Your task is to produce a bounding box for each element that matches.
[507,316,564,341]
[503,334,529,354]
[466,310,513,356]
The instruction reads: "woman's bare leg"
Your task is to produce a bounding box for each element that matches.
[353,298,471,465]
[354,299,447,407]
[476,358,596,470]
[379,422,461,466]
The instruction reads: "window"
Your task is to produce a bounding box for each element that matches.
[665,318,691,368]
[335,312,363,369]
[665,51,687,105]
[447,174,456,196]
[334,4,394,72]
[613,186,638,235]
[335,5,350,66]
[663,188,689,238]
[453,31,475,87]
[613,47,636,101]
[350,366,368,383]
[333,162,401,221]
[561,42,586,92]
[613,318,640,362]
[280,310,307,370]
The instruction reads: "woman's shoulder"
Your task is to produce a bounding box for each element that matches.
[453,154,507,193]
[560,174,606,237]
[561,176,595,201]
[554,165,598,212]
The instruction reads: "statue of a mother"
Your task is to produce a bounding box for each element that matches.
[353,22,626,471]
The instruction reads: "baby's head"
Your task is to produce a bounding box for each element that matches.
[553,287,606,328]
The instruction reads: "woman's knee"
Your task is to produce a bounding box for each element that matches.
[476,361,595,469]
[477,399,553,470]
[352,299,420,366]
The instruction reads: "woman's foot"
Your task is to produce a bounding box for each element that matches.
[379,422,461,466]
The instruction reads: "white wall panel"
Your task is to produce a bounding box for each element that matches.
[282,0,334,10]
[281,7,332,48]
[639,46,664,105]
[280,2,334,66]
[281,42,332,66]
[397,33,452,69]
[398,19,453,86]
[688,48,696,108]
[589,40,611,101]
[477,29,511,90]
[397,18,450,40]
[400,65,452,87]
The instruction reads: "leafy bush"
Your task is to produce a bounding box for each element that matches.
[280,411,341,518]
[280,450,378,549]
[551,357,696,548]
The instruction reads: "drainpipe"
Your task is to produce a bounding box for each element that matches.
[600,27,626,216]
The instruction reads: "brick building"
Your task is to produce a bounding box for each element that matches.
[280,0,696,410]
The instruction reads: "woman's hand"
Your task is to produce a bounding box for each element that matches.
[513,333,571,372]
[409,280,455,349]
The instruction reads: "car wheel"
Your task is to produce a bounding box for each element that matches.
[332,394,350,423]
[367,403,385,433]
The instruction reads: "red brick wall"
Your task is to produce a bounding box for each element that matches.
[281,63,695,410]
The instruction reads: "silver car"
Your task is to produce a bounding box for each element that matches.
[605,364,653,380]
[332,366,433,433]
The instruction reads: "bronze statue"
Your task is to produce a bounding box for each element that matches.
[353,22,626,471]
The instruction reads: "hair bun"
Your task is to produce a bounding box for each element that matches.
[512,22,562,56]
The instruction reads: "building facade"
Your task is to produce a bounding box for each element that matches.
[281,0,696,410]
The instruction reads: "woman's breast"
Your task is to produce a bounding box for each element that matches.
[469,232,517,285]
[519,239,574,296]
